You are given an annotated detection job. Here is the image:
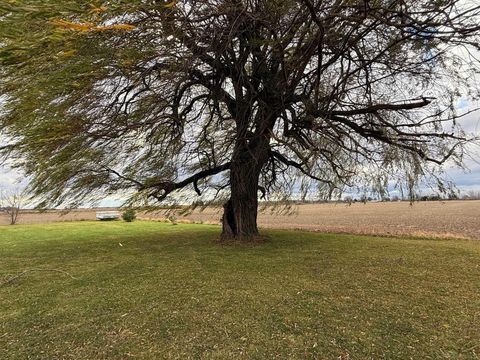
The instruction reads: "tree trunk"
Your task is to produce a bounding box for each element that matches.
[221,136,269,241]
[221,164,261,240]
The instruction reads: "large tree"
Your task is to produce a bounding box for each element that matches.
[0,0,479,239]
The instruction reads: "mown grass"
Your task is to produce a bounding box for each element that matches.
[1,221,479,359]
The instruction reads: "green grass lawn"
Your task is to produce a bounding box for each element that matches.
[1,221,479,359]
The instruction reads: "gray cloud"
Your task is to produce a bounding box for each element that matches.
[0,165,23,191]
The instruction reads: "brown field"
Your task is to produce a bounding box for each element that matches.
[2,200,479,240]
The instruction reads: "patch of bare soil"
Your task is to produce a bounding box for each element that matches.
[1,201,479,240]
[141,200,480,240]
[0,209,106,226]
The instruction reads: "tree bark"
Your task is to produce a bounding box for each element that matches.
[221,135,269,241]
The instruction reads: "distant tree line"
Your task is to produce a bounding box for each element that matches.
[342,191,480,203]
[461,191,480,201]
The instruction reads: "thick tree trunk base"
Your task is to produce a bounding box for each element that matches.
[220,199,267,243]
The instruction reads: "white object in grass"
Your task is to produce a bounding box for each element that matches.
[95,211,120,220]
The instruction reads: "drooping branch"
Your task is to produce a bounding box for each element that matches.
[321,114,468,165]
[325,97,434,117]
[270,150,334,185]
[148,162,231,201]
[102,166,145,189]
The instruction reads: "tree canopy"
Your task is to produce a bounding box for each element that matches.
[1,0,479,238]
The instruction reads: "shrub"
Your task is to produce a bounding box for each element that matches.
[122,209,136,222]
